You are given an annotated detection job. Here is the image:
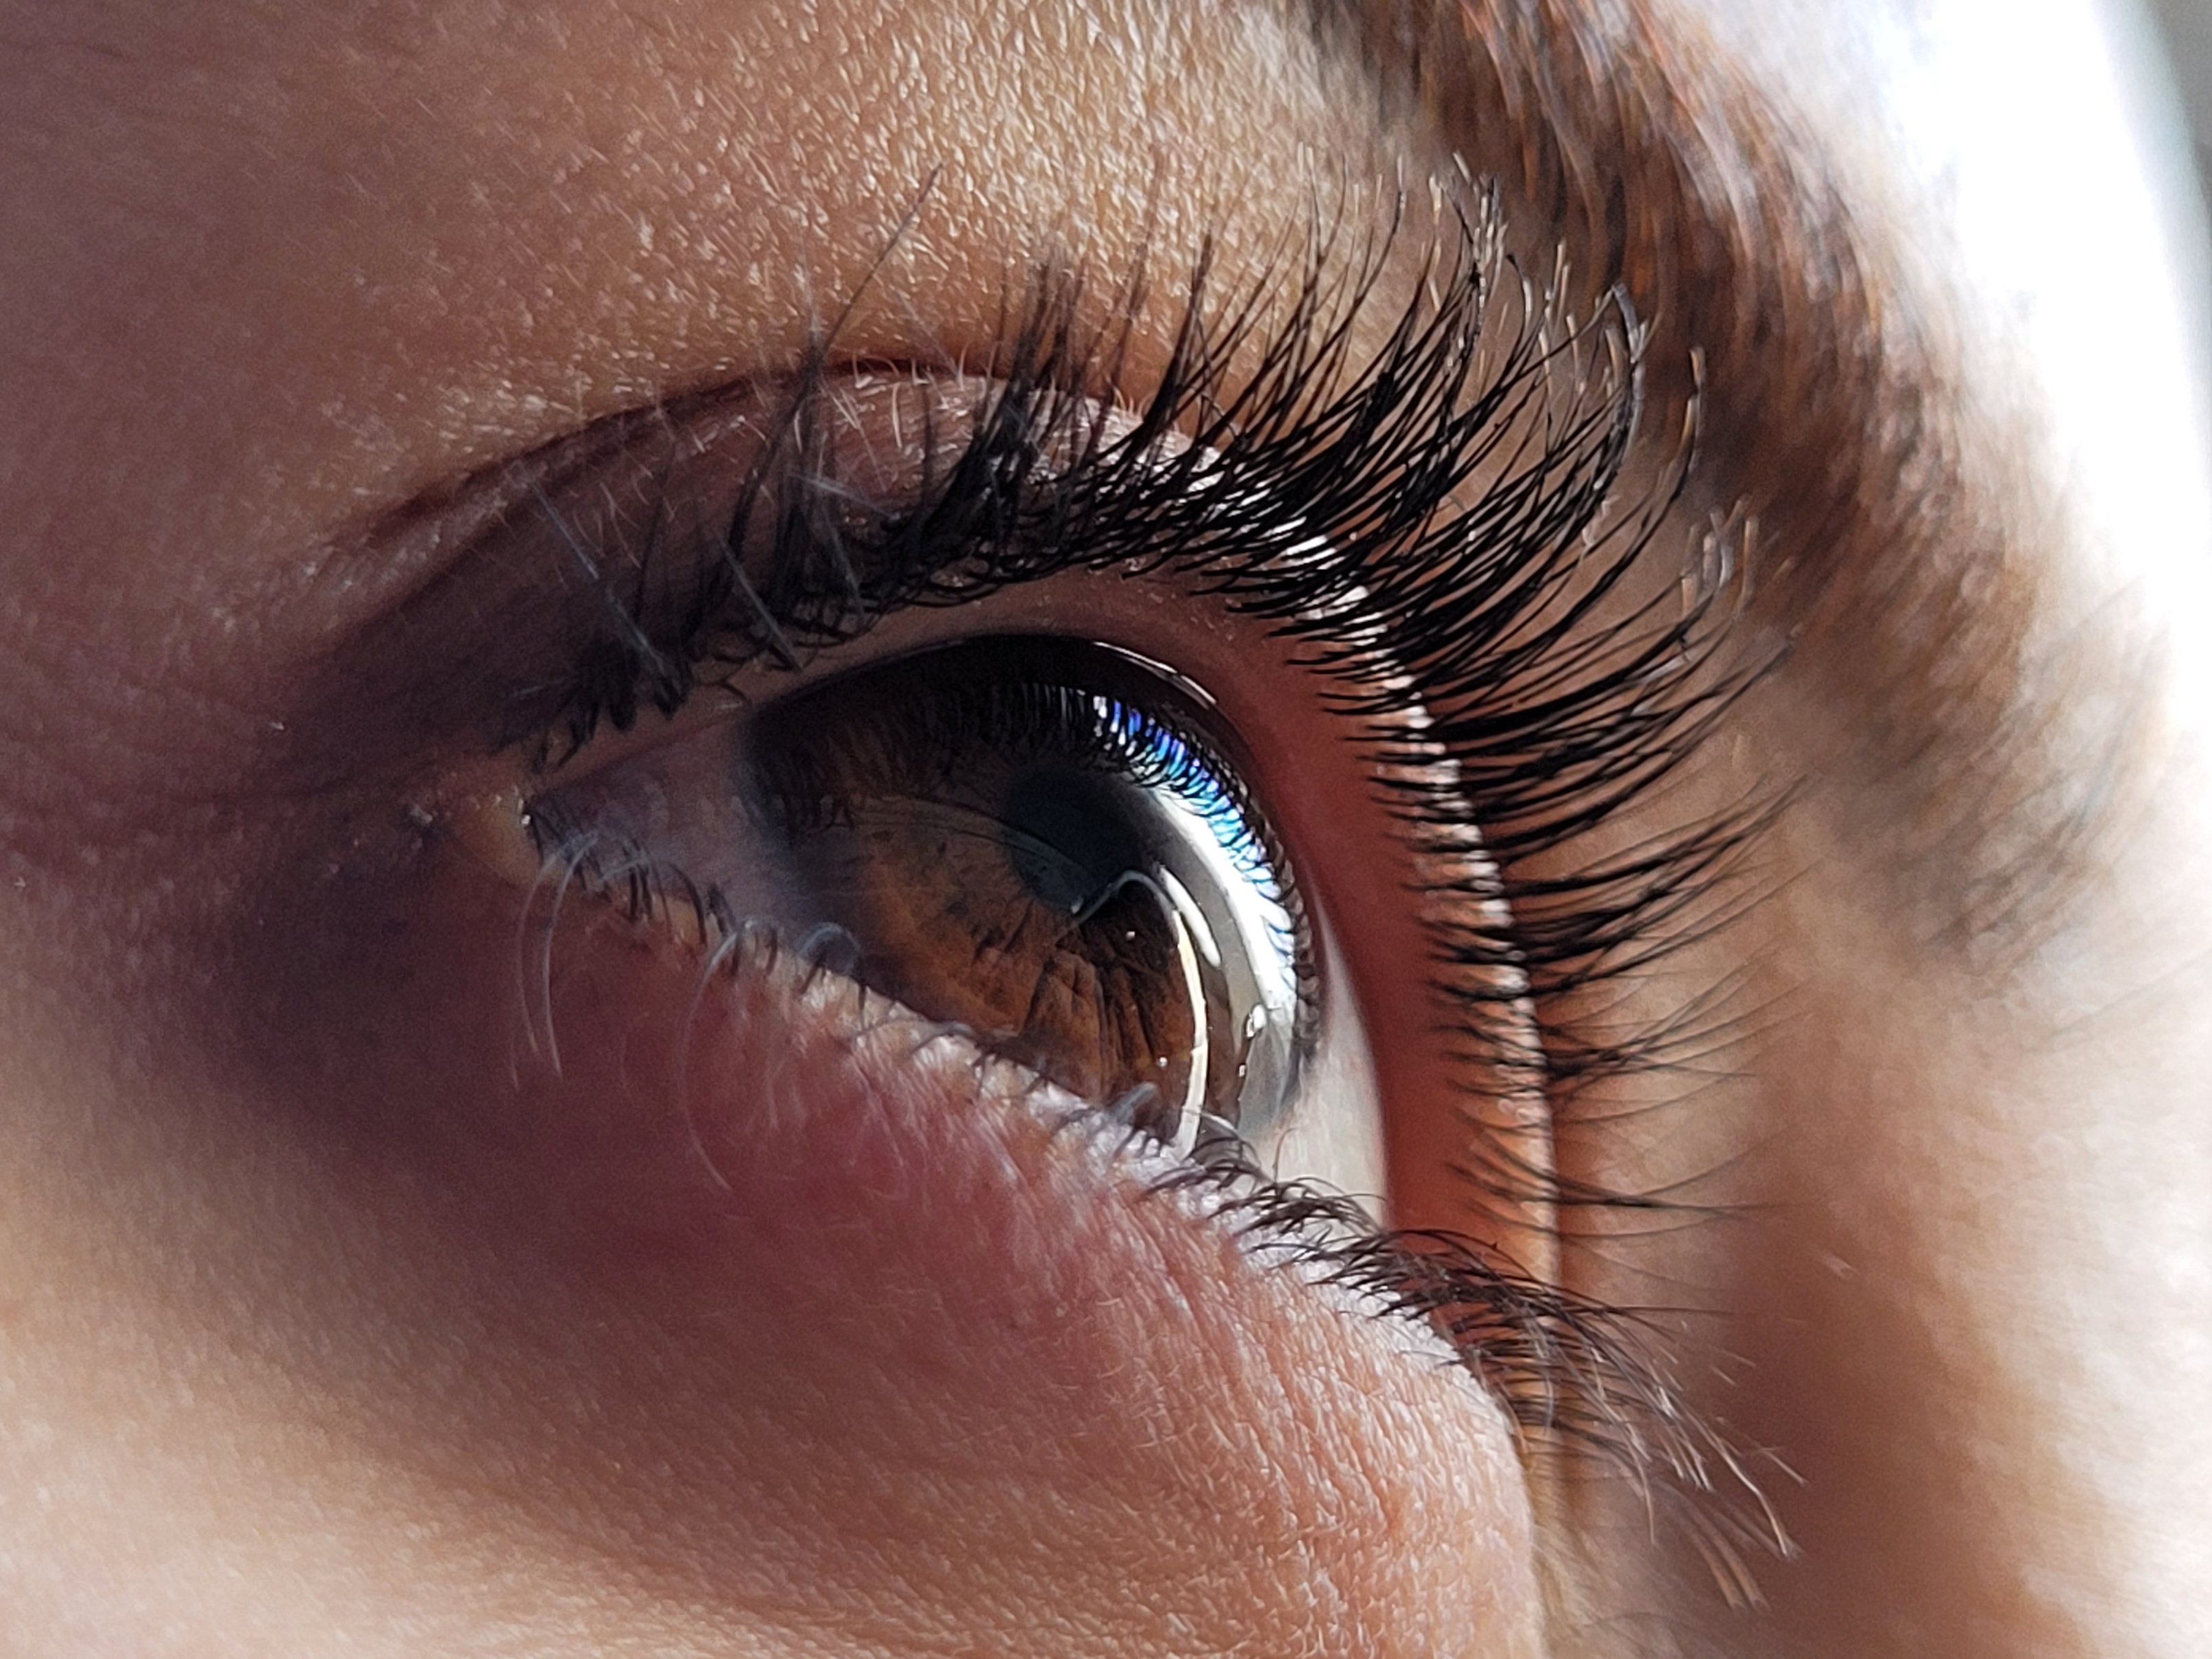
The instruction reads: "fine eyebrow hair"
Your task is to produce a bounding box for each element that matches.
[1299,0,2116,957]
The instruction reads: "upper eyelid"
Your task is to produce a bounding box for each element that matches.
[350,221,1598,760]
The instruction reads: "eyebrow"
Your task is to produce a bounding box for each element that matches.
[1297,0,2106,956]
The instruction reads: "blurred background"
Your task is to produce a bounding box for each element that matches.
[2150,0,2212,210]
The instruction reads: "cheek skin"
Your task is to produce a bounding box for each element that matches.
[0,846,1544,1658]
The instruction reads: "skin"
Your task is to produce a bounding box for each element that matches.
[0,0,2207,1655]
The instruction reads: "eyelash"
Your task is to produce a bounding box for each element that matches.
[510,205,1786,1577]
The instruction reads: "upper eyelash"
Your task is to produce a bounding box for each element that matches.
[510,200,1788,1576]
[525,202,1777,1177]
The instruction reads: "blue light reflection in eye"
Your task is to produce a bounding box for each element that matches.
[1099,697,1268,873]
[1091,691,1301,985]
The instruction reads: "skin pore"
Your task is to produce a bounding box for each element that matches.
[0,0,2208,1655]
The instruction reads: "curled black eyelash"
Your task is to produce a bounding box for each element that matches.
[514,202,1787,1576]
[527,203,1775,1184]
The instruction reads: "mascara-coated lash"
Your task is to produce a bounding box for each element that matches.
[490,206,1786,1574]
[516,213,1772,1155]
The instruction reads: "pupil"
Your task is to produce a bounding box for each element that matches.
[1000,766,1149,915]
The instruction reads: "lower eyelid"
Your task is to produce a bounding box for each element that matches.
[237,842,1557,1649]
[462,838,1740,1573]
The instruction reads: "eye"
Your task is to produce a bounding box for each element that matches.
[525,631,1387,1186]
[375,221,1775,1551]
[402,234,1658,1245]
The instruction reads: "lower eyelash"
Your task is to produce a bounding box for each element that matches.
[507,828,1790,1595]
[1147,1146,1791,1605]
[507,193,1789,1576]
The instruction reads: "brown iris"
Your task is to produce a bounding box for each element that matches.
[741,638,1306,1143]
